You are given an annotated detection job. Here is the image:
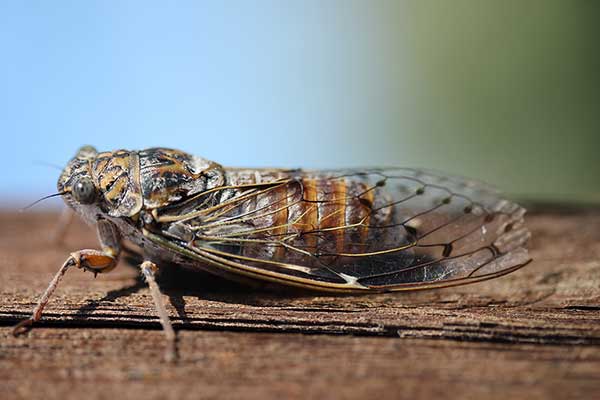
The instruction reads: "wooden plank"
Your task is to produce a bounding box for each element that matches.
[1,209,599,399]
[2,328,599,400]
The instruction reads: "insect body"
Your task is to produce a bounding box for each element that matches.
[14,146,531,360]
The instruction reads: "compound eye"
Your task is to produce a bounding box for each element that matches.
[72,177,96,204]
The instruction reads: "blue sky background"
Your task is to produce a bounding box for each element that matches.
[1,1,599,207]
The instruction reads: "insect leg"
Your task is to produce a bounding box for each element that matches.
[13,219,121,336]
[140,261,177,363]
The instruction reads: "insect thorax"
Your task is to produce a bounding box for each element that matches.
[85,148,226,218]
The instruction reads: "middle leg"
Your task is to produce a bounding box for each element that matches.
[140,261,177,362]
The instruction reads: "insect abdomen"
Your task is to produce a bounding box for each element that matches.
[222,170,396,256]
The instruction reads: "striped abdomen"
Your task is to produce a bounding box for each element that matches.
[220,170,397,257]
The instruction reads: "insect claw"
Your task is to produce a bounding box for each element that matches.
[12,318,34,337]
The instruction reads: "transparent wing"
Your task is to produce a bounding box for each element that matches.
[149,168,531,292]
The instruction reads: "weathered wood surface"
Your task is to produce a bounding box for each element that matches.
[1,209,599,399]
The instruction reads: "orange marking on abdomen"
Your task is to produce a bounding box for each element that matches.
[267,184,289,259]
[270,185,289,236]
[293,178,318,250]
[316,178,347,253]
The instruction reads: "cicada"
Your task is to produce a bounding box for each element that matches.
[14,146,531,360]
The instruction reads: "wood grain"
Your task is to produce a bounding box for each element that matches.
[1,209,599,399]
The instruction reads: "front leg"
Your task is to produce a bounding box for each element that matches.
[13,219,121,335]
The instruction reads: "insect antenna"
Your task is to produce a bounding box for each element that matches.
[33,160,64,170]
[21,191,67,212]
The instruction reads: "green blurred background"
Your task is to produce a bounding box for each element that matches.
[377,1,600,203]
[1,1,599,205]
